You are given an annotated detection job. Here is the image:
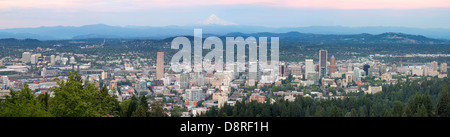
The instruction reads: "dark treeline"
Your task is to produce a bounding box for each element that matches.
[0,71,167,117]
[201,76,450,117]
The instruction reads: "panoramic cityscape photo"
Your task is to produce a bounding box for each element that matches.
[0,0,449,120]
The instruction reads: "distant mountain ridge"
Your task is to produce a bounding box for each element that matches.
[2,31,448,46]
[0,24,450,41]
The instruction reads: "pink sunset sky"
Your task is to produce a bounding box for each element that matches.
[0,0,449,28]
[1,0,450,11]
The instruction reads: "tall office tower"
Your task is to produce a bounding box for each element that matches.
[101,71,107,80]
[137,79,149,95]
[185,89,203,101]
[69,56,76,64]
[329,55,337,74]
[380,63,387,74]
[319,50,327,79]
[291,66,302,76]
[423,65,428,76]
[22,52,31,63]
[363,64,370,75]
[1,76,8,84]
[441,63,448,74]
[392,64,397,72]
[305,59,314,79]
[353,67,361,82]
[431,61,438,72]
[30,54,37,65]
[156,52,164,80]
[279,62,286,77]
[180,72,189,89]
[50,55,55,66]
[347,63,353,72]
[110,80,117,95]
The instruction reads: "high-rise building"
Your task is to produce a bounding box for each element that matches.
[347,63,353,72]
[1,76,8,85]
[431,61,438,72]
[101,71,107,80]
[137,79,149,95]
[329,55,337,74]
[30,55,37,65]
[50,55,55,66]
[156,52,164,80]
[305,59,314,79]
[185,89,202,101]
[218,91,228,109]
[391,64,397,72]
[279,62,286,77]
[422,65,428,76]
[22,52,31,63]
[291,66,302,76]
[441,63,447,74]
[69,56,76,64]
[180,72,189,89]
[380,63,387,74]
[363,64,370,75]
[110,80,117,94]
[307,72,319,84]
[368,68,380,76]
[353,67,361,82]
[319,50,327,79]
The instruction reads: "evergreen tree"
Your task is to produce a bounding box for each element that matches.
[138,95,150,115]
[132,105,148,117]
[393,101,403,117]
[350,108,358,117]
[48,71,100,117]
[37,92,50,111]
[149,101,167,117]
[437,84,449,117]
[414,105,428,117]
[0,85,51,117]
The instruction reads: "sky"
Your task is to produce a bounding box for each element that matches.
[0,0,449,29]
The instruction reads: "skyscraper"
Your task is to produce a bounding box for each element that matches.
[441,63,447,74]
[279,62,286,77]
[69,56,76,64]
[353,67,361,82]
[156,52,164,80]
[305,59,314,79]
[30,54,37,65]
[50,55,55,66]
[431,61,438,72]
[22,52,31,63]
[319,50,327,79]
[347,63,353,72]
[185,89,202,101]
[180,72,189,89]
[329,55,337,74]
[392,64,397,72]
[363,64,370,75]
[380,63,387,74]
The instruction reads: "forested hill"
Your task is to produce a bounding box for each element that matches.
[2,31,449,46]
[223,32,450,45]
